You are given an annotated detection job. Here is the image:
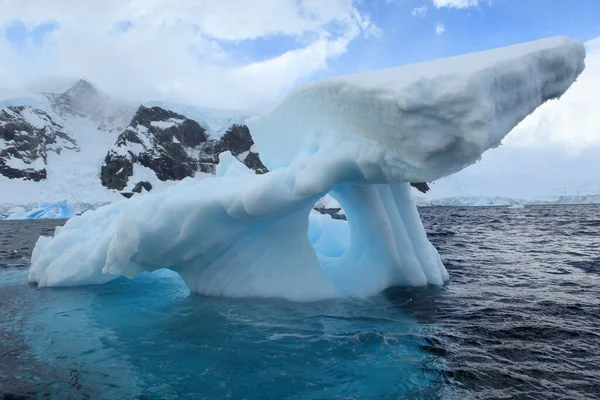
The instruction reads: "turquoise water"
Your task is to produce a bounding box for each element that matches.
[1,268,443,399]
[3,205,600,399]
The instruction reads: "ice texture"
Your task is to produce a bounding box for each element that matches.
[29,37,585,300]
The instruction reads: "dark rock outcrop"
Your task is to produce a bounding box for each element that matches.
[410,182,430,194]
[0,163,47,181]
[218,124,268,174]
[132,181,153,193]
[314,207,346,220]
[101,107,269,194]
[101,106,208,190]
[100,153,133,190]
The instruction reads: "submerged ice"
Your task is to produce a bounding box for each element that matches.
[29,37,585,300]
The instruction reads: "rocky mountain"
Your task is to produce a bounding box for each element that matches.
[0,80,272,206]
[101,105,267,196]
[0,106,78,181]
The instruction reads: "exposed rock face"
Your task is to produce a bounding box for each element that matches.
[217,124,268,174]
[132,181,152,193]
[100,152,133,190]
[313,207,346,220]
[100,106,210,190]
[410,182,430,194]
[0,106,77,181]
[101,106,269,193]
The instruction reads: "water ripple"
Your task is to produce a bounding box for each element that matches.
[1,206,600,399]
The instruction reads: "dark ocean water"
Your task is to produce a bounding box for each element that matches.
[1,205,599,399]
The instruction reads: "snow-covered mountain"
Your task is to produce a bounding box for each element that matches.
[100,105,267,196]
[0,105,78,181]
[0,80,270,217]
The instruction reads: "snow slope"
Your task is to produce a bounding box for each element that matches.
[29,37,585,300]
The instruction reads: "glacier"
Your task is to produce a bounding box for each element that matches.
[28,37,585,301]
[414,194,600,207]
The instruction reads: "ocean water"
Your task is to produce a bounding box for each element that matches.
[1,205,599,399]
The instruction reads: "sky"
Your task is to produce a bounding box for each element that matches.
[1,0,599,199]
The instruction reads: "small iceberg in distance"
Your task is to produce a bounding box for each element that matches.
[28,37,585,301]
[508,204,526,209]
[0,202,104,220]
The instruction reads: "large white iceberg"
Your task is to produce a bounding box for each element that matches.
[29,37,585,301]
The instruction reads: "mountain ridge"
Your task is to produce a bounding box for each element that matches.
[0,80,269,204]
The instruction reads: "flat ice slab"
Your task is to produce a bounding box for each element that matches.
[29,37,585,301]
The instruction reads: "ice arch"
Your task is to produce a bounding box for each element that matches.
[29,37,585,301]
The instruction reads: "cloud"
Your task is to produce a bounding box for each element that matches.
[432,0,479,9]
[435,21,446,35]
[411,5,428,17]
[0,0,379,110]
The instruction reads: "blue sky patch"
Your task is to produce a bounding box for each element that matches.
[4,19,59,50]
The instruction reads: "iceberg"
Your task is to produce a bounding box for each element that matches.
[0,201,105,220]
[28,37,585,301]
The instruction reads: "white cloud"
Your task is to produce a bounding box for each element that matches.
[435,21,446,35]
[432,0,479,9]
[411,5,428,17]
[0,0,379,110]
